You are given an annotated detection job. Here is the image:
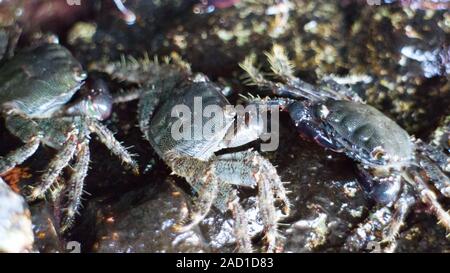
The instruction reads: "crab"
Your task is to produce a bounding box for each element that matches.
[239,45,450,252]
[89,55,291,252]
[0,42,138,231]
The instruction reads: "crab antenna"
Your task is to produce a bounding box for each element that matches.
[112,0,136,25]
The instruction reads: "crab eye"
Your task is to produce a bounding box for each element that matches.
[370,146,386,161]
[73,68,87,82]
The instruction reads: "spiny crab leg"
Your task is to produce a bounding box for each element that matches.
[403,171,450,234]
[28,132,78,201]
[229,197,253,253]
[61,139,91,231]
[172,168,219,233]
[87,119,139,175]
[0,137,41,175]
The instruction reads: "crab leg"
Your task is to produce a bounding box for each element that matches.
[255,159,283,253]
[29,133,78,200]
[241,46,346,102]
[229,197,253,253]
[0,114,44,174]
[381,189,415,252]
[61,139,90,232]
[416,139,450,173]
[113,89,142,104]
[0,137,41,175]
[418,156,450,197]
[213,150,288,252]
[173,167,218,233]
[404,172,450,233]
[88,119,139,174]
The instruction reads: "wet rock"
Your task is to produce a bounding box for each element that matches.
[30,202,65,253]
[269,121,368,252]
[395,212,450,252]
[88,179,210,253]
[345,5,450,134]
[68,0,196,66]
[0,177,33,253]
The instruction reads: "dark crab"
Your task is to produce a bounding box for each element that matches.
[240,45,450,252]
[0,42,138,230]
[90,55,291,252]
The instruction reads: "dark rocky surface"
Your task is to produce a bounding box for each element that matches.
[0,0,448,252]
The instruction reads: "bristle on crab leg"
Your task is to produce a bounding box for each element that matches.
[258,156,291,216]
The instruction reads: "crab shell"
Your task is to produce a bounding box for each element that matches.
[148,80,235,161]
[0,43,86,118]
[318,100,415,169]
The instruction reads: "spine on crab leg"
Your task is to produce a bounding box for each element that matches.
[28,133,78,201]
[61,139,90,232]
[0,137,41,175]
[229,197,253,253]
[88,119,139,174]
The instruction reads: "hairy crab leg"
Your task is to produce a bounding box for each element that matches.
[381,189,415,252]
[0,137,41,175]
[213,150,289,252]
[173,167,219,233]
[403,171,450,233]
[260,157,291,216]
[241,46,348,102]
[418,156,450,197]
[113,89,142,104]
[88,119,139,174]
[61,139,90,232]
[344,207,393,252]
[28,132,78,200]
[254,157,284,253]
[416,139,450,173]
[229,197,253,253]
